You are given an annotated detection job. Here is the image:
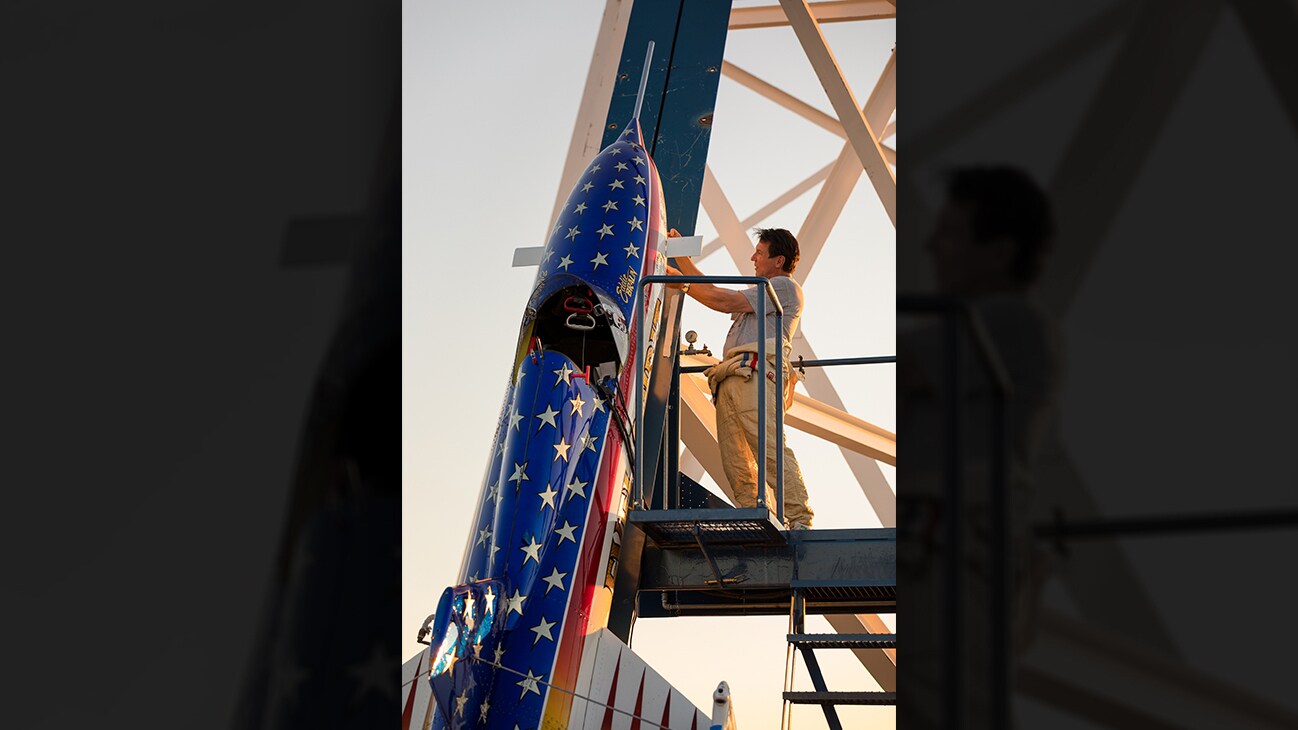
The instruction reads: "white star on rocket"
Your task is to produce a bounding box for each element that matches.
[530,616,556,645]
[508,409,524,431]
[608,178,625,190]
[633,155,645,165]
[484,585,496,611]
[569,394,586,416]
[517,668,544,698]
[614,161,629,171]
[455,689,469,716]
[553,439,571,462]
[623,242,640,259]
[520,536,543,565]
[535,404,560,430]
[592,395,606,413]
[581,182,594,193]
[566,477,588,500]
[493,644,506,664]
[486,480,499,504]
[590,251,609,269]
[508,461,529,484]
[476,526,492,547]
[543,567,568,594]
[633,173,646,186]
[590,163,601,172]
[601,199,619,213]
[565,225,580,241]
[538,485,559,511]
[632,193,646,207]
[580,433,599,454]
[554,362,575,385]
[479,699,491,722]
[557,254,574,271]
[597,223,615,239]
[505,589,527,616]
[555,520,578,545]
[573,202,588,214]
[627,216,643,232]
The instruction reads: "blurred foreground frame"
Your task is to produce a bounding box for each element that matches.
[898,1,1298,727]
[231,99,399,728]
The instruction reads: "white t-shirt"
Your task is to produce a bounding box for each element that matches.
[723,275,804,356]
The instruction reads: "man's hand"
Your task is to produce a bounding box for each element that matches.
[665,264,685,290]
[667,227,699,272]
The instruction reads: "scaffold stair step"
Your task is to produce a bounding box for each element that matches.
[783,691,897,706]
[787,633,896,649]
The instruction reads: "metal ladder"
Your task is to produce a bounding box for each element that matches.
[782,585,896,729]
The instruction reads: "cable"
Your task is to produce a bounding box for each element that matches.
[465,655,677,729]
[406,655,708,730]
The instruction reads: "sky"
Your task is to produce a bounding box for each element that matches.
[403,2,895,727]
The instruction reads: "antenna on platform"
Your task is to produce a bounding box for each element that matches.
[632,40,655,121]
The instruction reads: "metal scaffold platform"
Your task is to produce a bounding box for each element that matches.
[631,518,895,619]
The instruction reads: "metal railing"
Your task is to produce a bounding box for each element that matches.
[679,354,895,375]
[635,275,786,521]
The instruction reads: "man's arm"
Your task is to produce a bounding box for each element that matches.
[663,230,753,314]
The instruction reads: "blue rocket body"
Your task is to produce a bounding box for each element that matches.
[425,119,676,730]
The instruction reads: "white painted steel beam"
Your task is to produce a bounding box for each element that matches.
[678,446,707,484]
[548,0,633,235]
[792,141,863,286]
[789,333,896,525]
[864,49,896,137]
[729,0,896,30]
[825,613,896,691]
[699,160,835,260]
[780,0,895,225]
[679,354,895,467]
[721,61,844,137]
[514,236,701,267]
[787,388,895,465]
[676,361,735,501]
[700,166,766,266]
[788,54,892,277]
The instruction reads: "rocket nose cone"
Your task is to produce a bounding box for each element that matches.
[619,118,644,146]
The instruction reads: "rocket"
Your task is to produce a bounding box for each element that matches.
[420,47,717,730]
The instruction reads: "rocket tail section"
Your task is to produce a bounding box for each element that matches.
[566,628,713,730]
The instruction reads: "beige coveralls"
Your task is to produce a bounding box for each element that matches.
[707,342,814,526]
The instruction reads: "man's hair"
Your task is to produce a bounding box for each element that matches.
[946,166,1054,285]
[753,227,800,274]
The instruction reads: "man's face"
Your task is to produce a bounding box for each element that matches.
[750,241,784,278]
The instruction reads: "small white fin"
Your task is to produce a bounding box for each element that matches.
[512,236,702,268]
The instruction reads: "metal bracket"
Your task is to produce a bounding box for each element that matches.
[692,523,742,586]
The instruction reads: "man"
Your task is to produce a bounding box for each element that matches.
[665,227,813,529]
